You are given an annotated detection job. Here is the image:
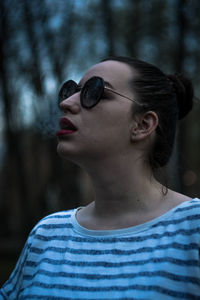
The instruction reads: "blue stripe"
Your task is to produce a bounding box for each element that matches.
[0,291,7,300]
[20,296,144,300]
[25,256,199,268]
[23,268,200,284]
[29,242,198,255]
[151,214,200,228]
[36,215,200,231]
[176,203,200,213]
[33,227,200,243]
[21,297,76,300]
[18,281,199,298]
[43,214,71,220]
[33,214,200,232]
[36,223,73,230]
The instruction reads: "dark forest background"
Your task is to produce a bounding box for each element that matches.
[0,0,200,284]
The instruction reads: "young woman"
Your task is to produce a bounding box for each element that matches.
[1,57,200,299]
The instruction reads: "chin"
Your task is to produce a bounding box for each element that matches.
[57,142,72,157]
[56,142,82,166]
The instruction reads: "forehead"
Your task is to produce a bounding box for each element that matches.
[80,60,135,90]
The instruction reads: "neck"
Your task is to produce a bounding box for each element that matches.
[83,154,164,222]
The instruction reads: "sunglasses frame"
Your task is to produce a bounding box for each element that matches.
[58,76,144,109]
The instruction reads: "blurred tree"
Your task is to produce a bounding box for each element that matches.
[100,0,115,56]
[0,0,31,238]
[174,0,200,195]
[0,0,82,241]
[123,0,143,57]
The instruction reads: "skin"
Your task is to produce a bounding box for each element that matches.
[57,60,191,230]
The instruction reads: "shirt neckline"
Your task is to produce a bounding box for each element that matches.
[71,198,199,237]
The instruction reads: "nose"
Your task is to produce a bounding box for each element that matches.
[59,94,81,114]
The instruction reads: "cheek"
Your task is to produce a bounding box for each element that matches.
[56,120,131,164]
[82,113,131,150]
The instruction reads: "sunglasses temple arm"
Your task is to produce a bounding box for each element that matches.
[104,88,144,106]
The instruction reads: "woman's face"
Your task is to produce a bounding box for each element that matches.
[57,60,138,165]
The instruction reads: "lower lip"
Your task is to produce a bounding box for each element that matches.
[56,129,77,136]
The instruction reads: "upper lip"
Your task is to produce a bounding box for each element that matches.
[59,117,77,130]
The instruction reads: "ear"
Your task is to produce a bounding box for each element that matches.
[130,111,159,142]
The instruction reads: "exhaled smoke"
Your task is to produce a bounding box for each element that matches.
[35,100,62,138]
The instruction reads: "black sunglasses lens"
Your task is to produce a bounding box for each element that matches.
[58,80,78,104]
[81,77,104,108]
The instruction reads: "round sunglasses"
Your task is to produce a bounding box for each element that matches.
[58,76,142,109]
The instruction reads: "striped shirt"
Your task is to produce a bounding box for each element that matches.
[1,198,200,299]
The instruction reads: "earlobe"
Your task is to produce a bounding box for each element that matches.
[130,111,159,142]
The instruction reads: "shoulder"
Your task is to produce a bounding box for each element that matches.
[166,190,200,213]
[171,198,200,226]
[172,197,200,213]
[159,194,200,229]
[39,209,75,224]
[177,197,200,211]
[151,198,200,241]
[29,208,77,239]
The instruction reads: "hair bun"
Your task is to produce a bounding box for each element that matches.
[167,73,194,120]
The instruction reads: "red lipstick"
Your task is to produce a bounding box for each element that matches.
[56,117,77,136]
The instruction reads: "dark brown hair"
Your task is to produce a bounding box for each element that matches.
[102,56,194,170]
